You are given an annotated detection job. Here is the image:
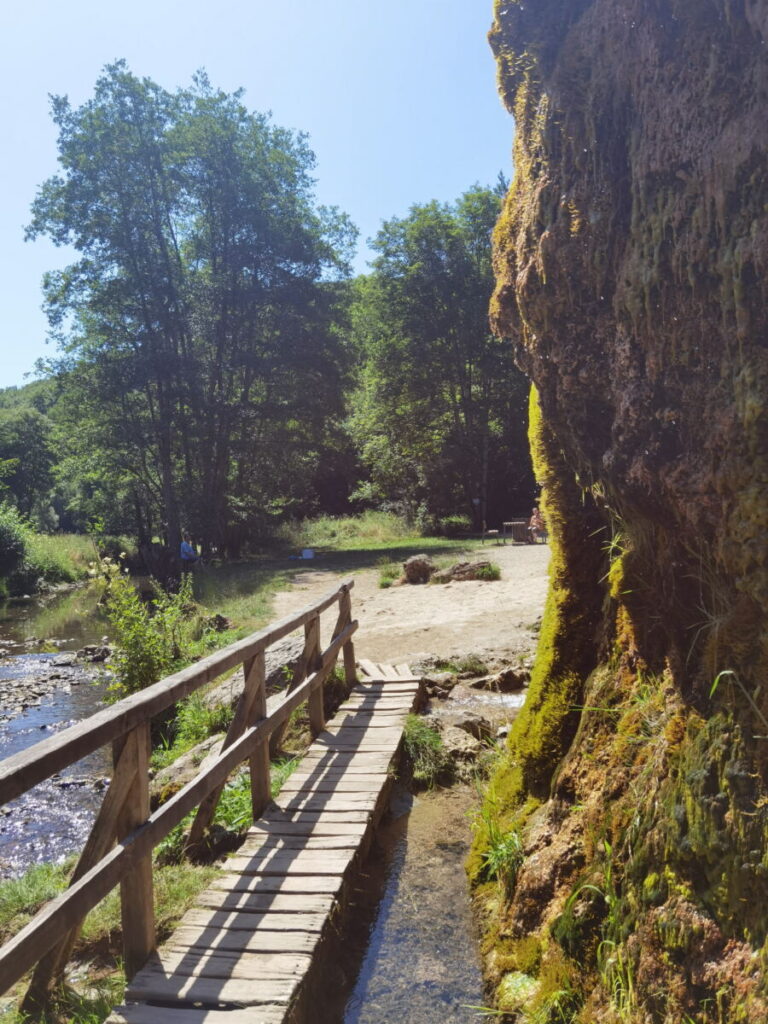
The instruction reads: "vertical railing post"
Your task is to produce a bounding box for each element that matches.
[340,587,357,685]
[248,650,272,819]
[306,615,326,735]
[114,723,155,980]
[20,729,142,1015]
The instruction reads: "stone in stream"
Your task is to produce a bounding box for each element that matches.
[440,725,484,762]
[469,666,530,692]
[52,653,77,667]
[450,711,493,742]
[423,672,458,700]
[76,644,111,662]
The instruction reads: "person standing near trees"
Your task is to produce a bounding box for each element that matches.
[180,533,198,572]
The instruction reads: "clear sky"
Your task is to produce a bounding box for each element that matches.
[1,0,513,388]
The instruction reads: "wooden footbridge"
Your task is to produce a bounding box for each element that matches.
[0,580,423,1022]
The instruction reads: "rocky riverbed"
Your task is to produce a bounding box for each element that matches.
[0,653,110,877]
[0,586,113,876]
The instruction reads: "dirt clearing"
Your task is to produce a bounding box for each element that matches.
[272,543,550,666]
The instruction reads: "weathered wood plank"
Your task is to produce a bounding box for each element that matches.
[127,957,306,1005]
[351,682,420,693]
[238,833,361,849]
[249,820,369,838]
[356,658,381,679]
[278,776,384,793]
[305,617,326,736]
[297,751,392,767]
[108,1005,284,1024]
[206,873,342,895]
[324,714,411,729]
[134,946,310,982]
[321,724,404,739]
[257,808,371,824]
[168,925,319,955]
[225,851,353,876]
[194,891,335,915]
[339,588,356,686]
[304,740,401,754]
[276,795,379,814]
[147,942,309,974]
[179,908,327,933]
[117,724,155,980]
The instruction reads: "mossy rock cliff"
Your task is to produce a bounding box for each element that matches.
[472,2,768,1021]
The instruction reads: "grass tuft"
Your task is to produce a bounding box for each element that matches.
[403,714,451,787]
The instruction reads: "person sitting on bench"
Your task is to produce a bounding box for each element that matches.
[528,507,547,543]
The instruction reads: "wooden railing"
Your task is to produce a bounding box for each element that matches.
[0,579,357,1012]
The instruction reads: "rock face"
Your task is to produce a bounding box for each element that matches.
[472,3,768,1021]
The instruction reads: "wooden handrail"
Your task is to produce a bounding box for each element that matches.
[1,578,358,1009]
[0,580,353,804]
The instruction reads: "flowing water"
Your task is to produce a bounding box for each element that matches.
[0,586,110,876]
[342,784,487,1024]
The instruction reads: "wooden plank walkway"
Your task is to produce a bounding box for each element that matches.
[107,661,421,1024]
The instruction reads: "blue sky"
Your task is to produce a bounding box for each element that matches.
[1,0,513,388]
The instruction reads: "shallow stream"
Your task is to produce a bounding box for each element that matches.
[0,586,110,876]
[341,784,487,1023]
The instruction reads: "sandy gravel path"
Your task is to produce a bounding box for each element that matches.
[272,543,550,666]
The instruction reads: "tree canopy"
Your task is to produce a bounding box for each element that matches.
[28,62,356,555]
[347,185,533,530]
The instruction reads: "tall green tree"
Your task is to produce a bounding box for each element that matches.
[28,63,355,557]
[348,185,533,529]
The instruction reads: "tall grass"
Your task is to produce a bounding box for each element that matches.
[23,533,96,584]
[280,510,414,551]
[192,561,293,634]
[403,714,452,787]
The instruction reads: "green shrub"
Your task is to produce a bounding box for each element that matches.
[23,532,94,584]
[475,562,501,582]
[102,564,198,700]
[0,503,28,580]
[439,514,472,537]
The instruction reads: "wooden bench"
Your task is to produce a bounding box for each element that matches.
[502,519,531,543]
